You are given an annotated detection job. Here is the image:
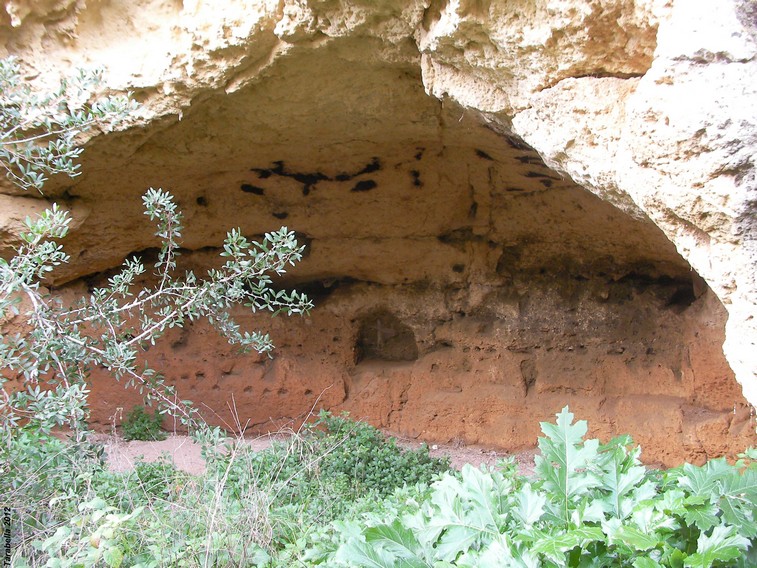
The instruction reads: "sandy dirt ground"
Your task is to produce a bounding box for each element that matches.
[95,431,538,477]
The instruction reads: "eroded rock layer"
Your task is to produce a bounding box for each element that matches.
[1,0,755,465]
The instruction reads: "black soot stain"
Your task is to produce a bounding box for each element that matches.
[240,184,265,195]
[249,158,383,195]
[351,179,377,192]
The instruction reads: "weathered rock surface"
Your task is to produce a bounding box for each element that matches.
[1,0,755,465]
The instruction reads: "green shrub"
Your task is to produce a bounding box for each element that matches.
[179,411,451,564]
[9,409,755,567]
[14,497,144,568]
[311,411,450,498]
[93,456,184,507]
[121,406,167,441]
[0,426,111,566]
[209,411,450,536]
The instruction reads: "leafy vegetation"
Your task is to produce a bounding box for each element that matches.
[0,56,137,191]
[326,407,756,568]
[5,413,450,566]
[5,408,755,566]
[120,406,167,442]
[210,411,450,522]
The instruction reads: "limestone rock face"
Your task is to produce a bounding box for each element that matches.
[1,0,755,465]
[508,0,757,407]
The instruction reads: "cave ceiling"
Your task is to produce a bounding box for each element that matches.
[4,38,689,290]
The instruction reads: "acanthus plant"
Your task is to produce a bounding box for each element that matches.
[327,407,756,568]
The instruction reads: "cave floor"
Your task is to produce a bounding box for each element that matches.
[93,432,538,477]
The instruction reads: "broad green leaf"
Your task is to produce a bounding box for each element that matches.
[364,521,430,565]
[682,501,720,532]
[683,525,750,567]
[594,441,647,520]
[631,479,658,509]
[660,547,687,568]
[103,546,124,568]
[574,498,607,526]
[419,467,506,562]
[333,519,365,541]
[247,544,271,566]
[514,484,546,528]
[536,406,600,525]
[532,526,604,563]
[471,535,540,568]
[458,465,501,531]
[433,524,481,563]
[678,459,731,498]
[40,525,71,552]
[656,489,687,516]
[731,542,757,567]
[630,503,679,535]
[570,526,607,542]
[633,558,663,568]
[474,536,513,566]
[716,467,757,538]
[609,525,659,551]
[336,538,416,568]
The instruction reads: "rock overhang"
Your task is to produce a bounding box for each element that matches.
[1,0,755,465]
[0,34,690,287]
